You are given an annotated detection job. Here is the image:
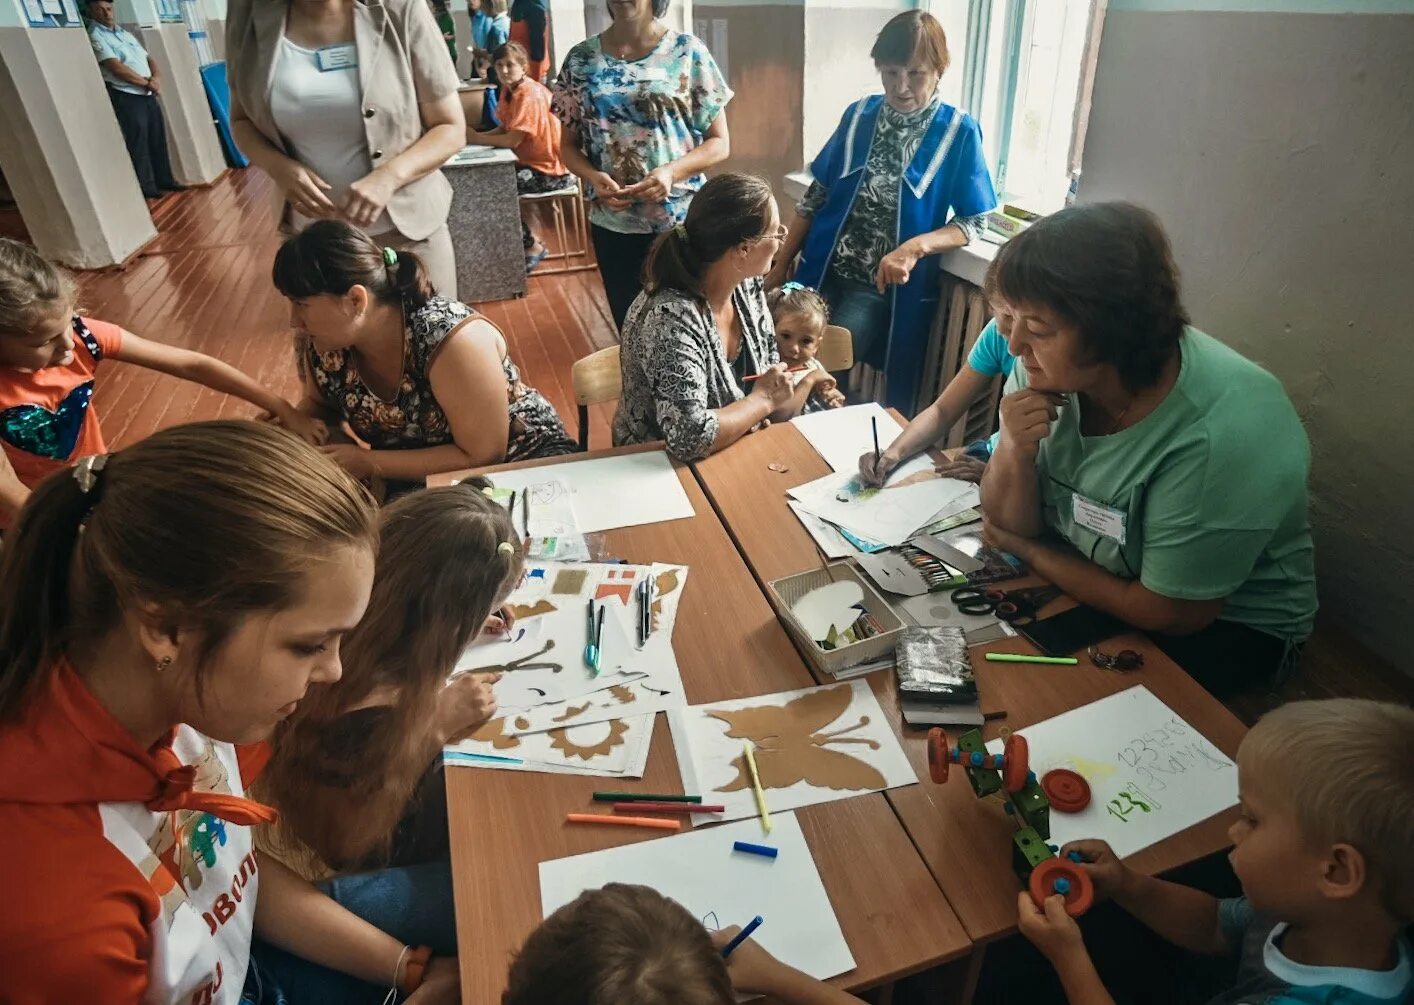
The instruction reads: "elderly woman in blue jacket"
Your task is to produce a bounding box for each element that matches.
[767,10,997,412]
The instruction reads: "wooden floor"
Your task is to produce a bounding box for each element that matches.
[18,167,1413,721]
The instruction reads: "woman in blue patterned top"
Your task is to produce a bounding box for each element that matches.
[273,221,575,495]
[552,0,732,331]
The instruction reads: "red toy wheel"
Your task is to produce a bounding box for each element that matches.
[1002,733,1030,793]
[926,727,950,783]
[1029,857,1094,917]
[1041,768,1092,813]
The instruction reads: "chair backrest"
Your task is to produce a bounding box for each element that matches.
[817,324,855,372]
[571,344,622,450]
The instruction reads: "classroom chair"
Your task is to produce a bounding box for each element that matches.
[817,324,855,372]
[521,179,595,277]
[571,344,622,450]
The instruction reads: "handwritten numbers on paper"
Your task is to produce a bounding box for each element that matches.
[1115,716,1232,793]
[1106,784,1160,824]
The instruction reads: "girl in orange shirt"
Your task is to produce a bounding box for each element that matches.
[467,41,575,269]
[0,238,324,525]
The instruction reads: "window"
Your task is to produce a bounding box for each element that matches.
[932,0,1098,214]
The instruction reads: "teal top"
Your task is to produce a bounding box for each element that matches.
[1036,328,1317,643]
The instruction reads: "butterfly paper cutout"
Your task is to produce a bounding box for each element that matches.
[707,685,884,793]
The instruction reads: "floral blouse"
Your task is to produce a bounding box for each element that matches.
[304,297,577,463]
[800,96,986,286]
[612,278,778,460]
[551,30,731,235]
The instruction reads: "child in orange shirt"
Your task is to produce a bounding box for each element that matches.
[467,41,576,270]
[0,238,323,524]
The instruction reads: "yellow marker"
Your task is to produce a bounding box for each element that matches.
[743,743,771,835]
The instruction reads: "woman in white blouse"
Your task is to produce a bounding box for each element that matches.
[227,0,466,295]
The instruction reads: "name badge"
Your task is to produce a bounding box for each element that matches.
[315,43,358,71]
[1072,493,1126,545]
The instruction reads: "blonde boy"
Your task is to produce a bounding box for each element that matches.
[1020,699,1414,1004]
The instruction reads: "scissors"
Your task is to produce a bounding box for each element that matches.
[949,585,1062,625]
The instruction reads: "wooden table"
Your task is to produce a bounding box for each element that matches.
[691,420,1249,949]
[429,446,971,1004]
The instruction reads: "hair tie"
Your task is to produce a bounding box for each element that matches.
[382,247,399,267]
[781,281,809,294]
[674,224,687,240]
[497,541,515,556]
[73,454,109,497]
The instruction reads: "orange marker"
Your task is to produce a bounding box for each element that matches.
[566,813,681,832]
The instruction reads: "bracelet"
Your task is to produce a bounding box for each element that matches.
[398,946,433,996]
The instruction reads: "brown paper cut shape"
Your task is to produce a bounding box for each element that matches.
[466,717,523,749]
[552,569,589,595]
[547,719,630,761]
[650,567,682,628]
[509,599,558,620]
[707,686,884,793]
[551,702,592,723]
[608,685,637,705]
[595,568,637,604]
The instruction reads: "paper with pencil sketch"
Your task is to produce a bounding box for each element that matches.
[791,402,934,480]
[538,813,855,983]
[986,686,1238,858]
[461,450,694,533]
[444,710,654,777]
[668,680,915,825]
[788,471,975,548]
[486,480,590,562]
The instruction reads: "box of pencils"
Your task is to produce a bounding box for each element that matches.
[766,563,906,676]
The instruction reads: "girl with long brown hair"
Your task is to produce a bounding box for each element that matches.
[0,420,461,1002]
[256,483,523,942]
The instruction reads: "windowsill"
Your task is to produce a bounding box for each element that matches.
[782,169,1003,290]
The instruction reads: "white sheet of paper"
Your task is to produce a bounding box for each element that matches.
[789,472,975,548]
[787,501,855,560]
[987,686,1238,859]
[668,680,916,825]
[791,403,933,480]
[460,451,694,533]
[444,710,655,777]
[489,480,590,561]
[790,581,865,641]
[539,812,855,983]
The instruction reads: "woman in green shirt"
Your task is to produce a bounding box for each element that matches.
[980,202,1316,697]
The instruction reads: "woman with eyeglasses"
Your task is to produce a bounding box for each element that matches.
[613,174,809,461]
[768,10,997,412]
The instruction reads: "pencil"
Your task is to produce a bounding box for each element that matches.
[521,487,530,539]
[566,813,681,832]
[594,792,702,803]
[743,743,772,834]
[871,415,881,469]
[742,366,809,383]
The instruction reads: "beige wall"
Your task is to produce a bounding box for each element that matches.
[1077,8,1414,674]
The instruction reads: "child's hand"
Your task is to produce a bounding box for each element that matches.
[438,672,501,741]
[482,605,517,637]
[1060,840,1134,900]
[277,409,330,446]
[710,927,789,995]
[822,385,847,408]
[1017,891,1085,963]
[321,442,375,479]
[747,364,794,408]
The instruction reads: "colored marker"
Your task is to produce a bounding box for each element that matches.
[743,743,772,834]
[719,916,764,959]
[985,653,1079,665]
[612,802,725,814]
[593,792,702,804]
[732,841,778,859]
[443,751,524,765]
[565,813,680,832]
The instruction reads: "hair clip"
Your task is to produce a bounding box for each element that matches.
[497,541,516,555]
[73,453,109,495]
[781,281,809,294]
[382,247,399,267]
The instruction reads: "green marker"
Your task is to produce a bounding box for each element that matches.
[985,653,1080,665]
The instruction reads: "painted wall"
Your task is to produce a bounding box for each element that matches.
[1077,6,1414,673]
[802,0,909,161]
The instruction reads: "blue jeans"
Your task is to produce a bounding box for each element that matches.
[819,272,891,370]
[242,861,458,1004]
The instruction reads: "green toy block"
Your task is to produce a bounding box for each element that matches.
[957,728,1001,797]
[1012,825,1052,881]
[1011,778,1051,840]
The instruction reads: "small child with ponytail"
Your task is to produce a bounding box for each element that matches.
[0,238,322,525]
[765,282,846,413]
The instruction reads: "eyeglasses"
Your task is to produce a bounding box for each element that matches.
[1088,646,1144,672]
[754,226,788,244]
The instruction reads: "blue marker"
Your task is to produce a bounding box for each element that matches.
[733,841,778,860]
[720,915,764,959]
[443,751,524,765]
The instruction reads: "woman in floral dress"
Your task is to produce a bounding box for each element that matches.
[551,0,732,331]
[273,220,576,495]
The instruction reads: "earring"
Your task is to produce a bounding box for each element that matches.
[155,656,173,673]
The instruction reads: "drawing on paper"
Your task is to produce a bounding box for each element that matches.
[479,640,562,675]
[708,686,885,793]
[547,719,630,761]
